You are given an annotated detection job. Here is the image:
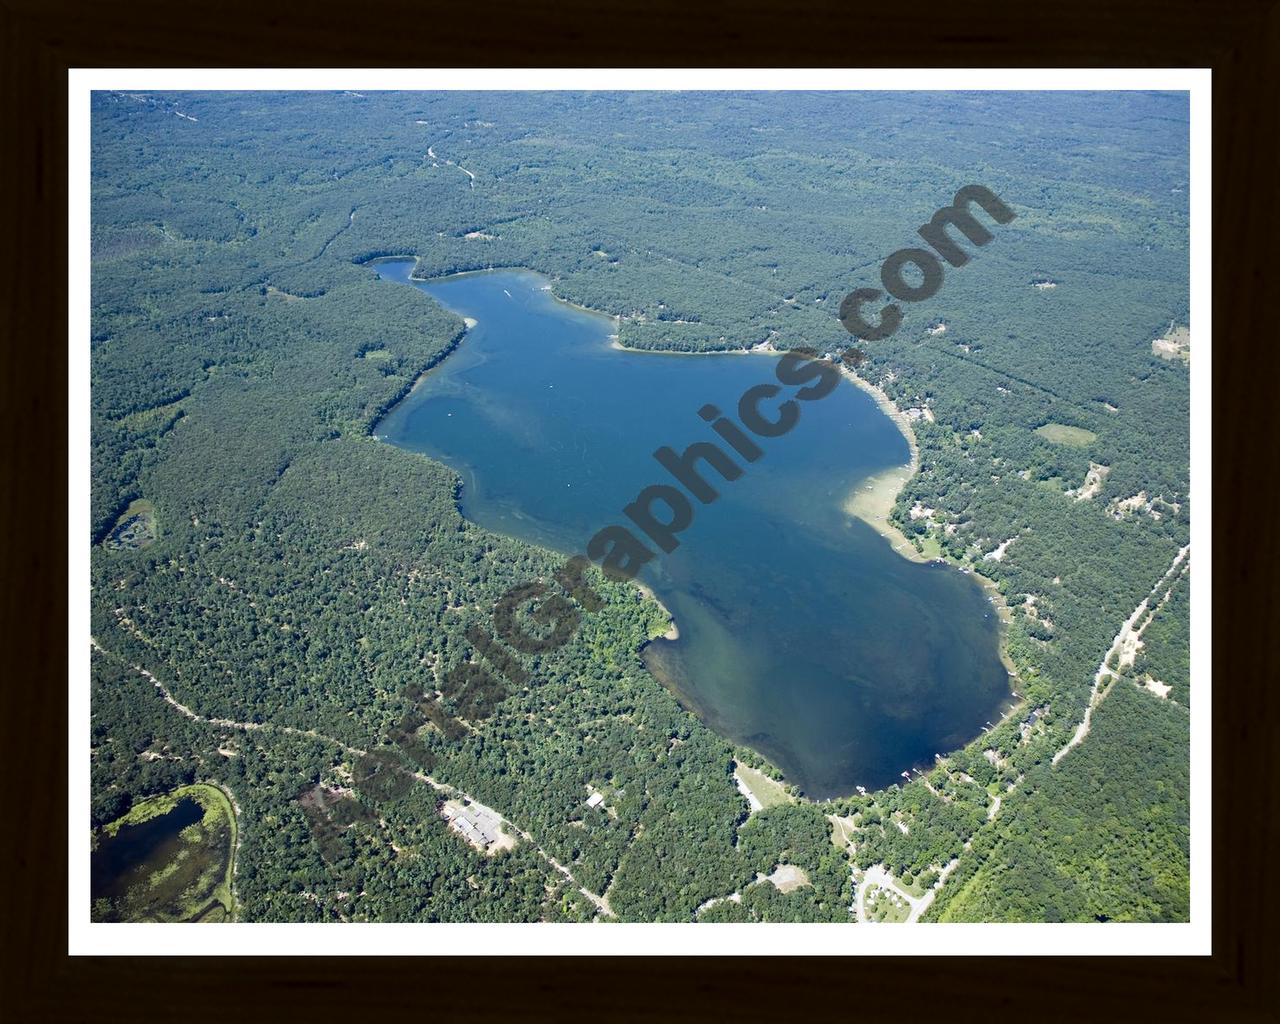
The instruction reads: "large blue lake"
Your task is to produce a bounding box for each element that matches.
[373,259,1010,797]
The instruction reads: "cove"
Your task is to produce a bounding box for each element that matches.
[372,259,1011,798]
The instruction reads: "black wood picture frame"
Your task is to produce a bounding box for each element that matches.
[3,1,1275,1019]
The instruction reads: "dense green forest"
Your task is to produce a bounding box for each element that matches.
[925,680,1190,922]
[89,90,1191,922]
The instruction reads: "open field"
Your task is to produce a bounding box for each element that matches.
[734,762,792,810]
[1035,423,1098,447]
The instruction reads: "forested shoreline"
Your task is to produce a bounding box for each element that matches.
[89,90,1190,922]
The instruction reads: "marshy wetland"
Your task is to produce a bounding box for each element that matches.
[91,783,236,922]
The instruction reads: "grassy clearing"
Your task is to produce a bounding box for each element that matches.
[122,497,155,527]
[1035,423,1097,447]
[915,534,943,560]
[865,884,910,923]
[735,763,792,810]
[896,875,928,898]
[829,814,857,849]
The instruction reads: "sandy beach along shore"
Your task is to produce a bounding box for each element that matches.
[838,368,929,563]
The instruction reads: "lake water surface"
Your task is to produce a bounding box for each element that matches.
[373,260,1010,797]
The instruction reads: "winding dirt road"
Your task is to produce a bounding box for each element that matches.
[91,639,613,917]
[1052,544,1190,767]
